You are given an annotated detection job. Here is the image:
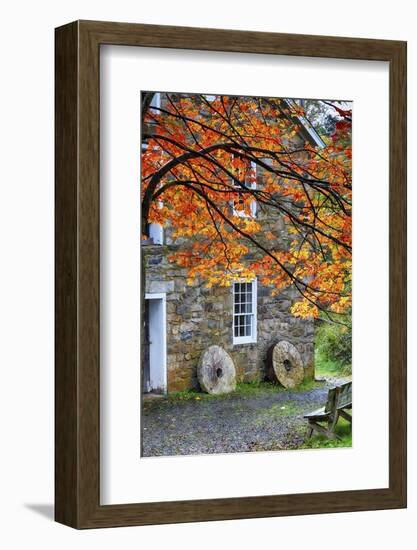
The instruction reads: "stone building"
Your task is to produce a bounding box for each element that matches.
[142,94,325,394]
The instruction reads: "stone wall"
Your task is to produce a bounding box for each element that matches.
[144,242,315,393]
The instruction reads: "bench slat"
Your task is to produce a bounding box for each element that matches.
[303,406,329,419]
[337,383,352,408]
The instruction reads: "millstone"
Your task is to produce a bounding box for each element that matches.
[267,341,304,388]
[197,345,236,395]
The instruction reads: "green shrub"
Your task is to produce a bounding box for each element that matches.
[315,317,352,377]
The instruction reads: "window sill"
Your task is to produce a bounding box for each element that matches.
[233,338,257,346]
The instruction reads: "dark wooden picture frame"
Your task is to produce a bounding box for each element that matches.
[55,20,407,529]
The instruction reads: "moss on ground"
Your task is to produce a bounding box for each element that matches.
[253,401,303,425]
[298,416,352,449]
[165,379,322,403]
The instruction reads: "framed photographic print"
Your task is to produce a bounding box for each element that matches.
[55,20,407,528]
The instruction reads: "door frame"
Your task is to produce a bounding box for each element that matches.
[144,292,167,393]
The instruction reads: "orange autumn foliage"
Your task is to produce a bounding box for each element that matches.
[141,94,352,319]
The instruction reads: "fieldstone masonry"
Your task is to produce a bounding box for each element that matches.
[143,241,315,393]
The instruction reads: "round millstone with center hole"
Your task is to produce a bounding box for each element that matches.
[197,345,237,394]
[267,340,304,388]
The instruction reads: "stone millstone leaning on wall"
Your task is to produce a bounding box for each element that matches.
[267,340,305,388]
[197,345,237,394]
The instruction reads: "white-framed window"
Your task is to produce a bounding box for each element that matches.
[233,279,257,344]
[232,160,257,218]
[148,223,164,245]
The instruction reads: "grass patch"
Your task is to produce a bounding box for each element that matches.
[167,379,322,403]
[287,378,321,393]
[167,381,278,402]
[299,417,352,449]
[234,380,279,395]
[315,356,351,379]
[315,320,352,379]
[167,388,213,402]
[254,401,302,424]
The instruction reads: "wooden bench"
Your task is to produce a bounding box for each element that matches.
[304,381,352,439]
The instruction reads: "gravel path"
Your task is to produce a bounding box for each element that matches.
[142,378,350,457]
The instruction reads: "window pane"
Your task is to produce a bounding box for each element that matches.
[233,281,255,341]
[233,313,254,338]
[241,302,252,314]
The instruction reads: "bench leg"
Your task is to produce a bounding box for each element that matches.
[307,421,337,440]
[306,425,314,439]
[328,411,339,434]
[339,409,352,423]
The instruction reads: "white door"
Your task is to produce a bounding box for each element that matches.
[144,294,167,393]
